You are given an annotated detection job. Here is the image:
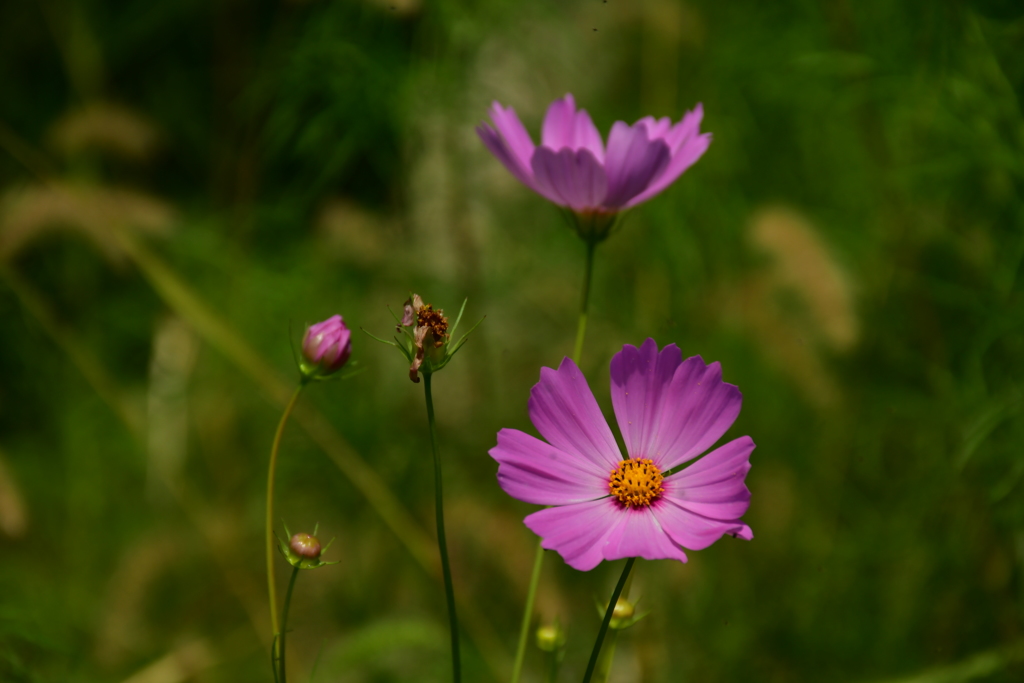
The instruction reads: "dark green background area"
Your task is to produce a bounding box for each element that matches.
[1,0,1023,681]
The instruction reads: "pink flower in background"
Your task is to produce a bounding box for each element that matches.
[489,339,752,571]
[477,94,710,233]
[300,315,352,378]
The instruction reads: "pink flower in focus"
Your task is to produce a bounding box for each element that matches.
[477,94,710,236]
[489,339,753,571]
[301,315,352,379]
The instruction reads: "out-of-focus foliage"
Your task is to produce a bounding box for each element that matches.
[1,0,1023,681]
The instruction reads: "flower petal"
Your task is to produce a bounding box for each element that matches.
[623,351,741,471]
[651,495,753,552]
[529,357,622,471]
[489,102,536,170]
[602,122,671,209]
[530,147,608,212]
[477,123,539,192]
[490,428,609,505]
[625,105,711,208]
[609,338,684,463]
[541,94,578,150]
[663,104,705,152]
[636,115,673,141]
[572,108,606,162]
[525,498,622,571]
[541,94,605,161]
[602,507,689,564]
[665,436,754,521]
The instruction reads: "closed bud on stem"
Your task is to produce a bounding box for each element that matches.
[535,622,567,653]
[278,523,339,570]
[300,315,352,380]
[289,532,321,560]
[611,597,634,621]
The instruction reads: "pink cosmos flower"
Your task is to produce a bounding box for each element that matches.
[489,339,753,571]
[477,94,710,232]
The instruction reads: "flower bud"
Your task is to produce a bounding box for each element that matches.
[300,315,352,379]
[535,622,566,652]
[278,524,338,569]
[612,597,634,621]
[289,532,321,560]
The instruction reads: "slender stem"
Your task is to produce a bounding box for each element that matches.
[267,386,304,662]
[512,238,599,683]
[424,374,461,683]
[546,650,560,683]
[510,540,545,683]
[593,629,619,683]
[277,566,300,683]
[595,571,633,683]
[582,558,635,683]
[572,239,598,363]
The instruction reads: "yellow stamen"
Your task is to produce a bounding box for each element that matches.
[608,458,664,508]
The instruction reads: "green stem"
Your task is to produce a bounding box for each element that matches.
[546,650,561,683]
[593,629,619,683]
[267,385,304,667]
[424,374,461,683]
[278,565,300,683]
[582,558,635,683]
[512,238,599,683]
[572,239,598,363]
[510,540,545,683]
[594,571,633,683]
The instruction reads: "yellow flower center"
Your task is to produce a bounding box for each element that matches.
[608,458,664,508]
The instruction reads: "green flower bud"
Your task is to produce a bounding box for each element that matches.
[536,622,567,653]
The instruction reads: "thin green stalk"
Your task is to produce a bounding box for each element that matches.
[267,386,304,661]
[277,565,300,683]
[582,558,635,683]
[512,238,599,683]
[572,239,598,363]
[510,540,545,683]
[594,571,633,683]
[424,374,461,683]
[593,630,619,683]
[546,650,560,683]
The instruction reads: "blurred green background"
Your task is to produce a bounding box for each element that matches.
[2,0,1024,681]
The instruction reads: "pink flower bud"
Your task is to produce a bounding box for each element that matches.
[289,532,321,560]
[301,315,352,378]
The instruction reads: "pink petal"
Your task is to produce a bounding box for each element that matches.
[636,115,673,141]
[529,357,623,472]
[609,338,684,464]
[602,507,689,564]
[524,498,623,571]
[489,102,536,171]
[625,105,711,207]
[541,94,606,161]
[616,349,741,472]
[602,122,671,209]
[541,94,578,150]
[477,123,541,194]
[572,108,606,162]
[530,147,608,212]
[490,428,609,506]
[665,436,754,521]
[651,495,753,551]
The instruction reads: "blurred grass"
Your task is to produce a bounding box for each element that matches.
[2,0,1024,682]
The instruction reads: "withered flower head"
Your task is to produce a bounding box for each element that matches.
[403,295,450,382]
[368,293,482,384]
